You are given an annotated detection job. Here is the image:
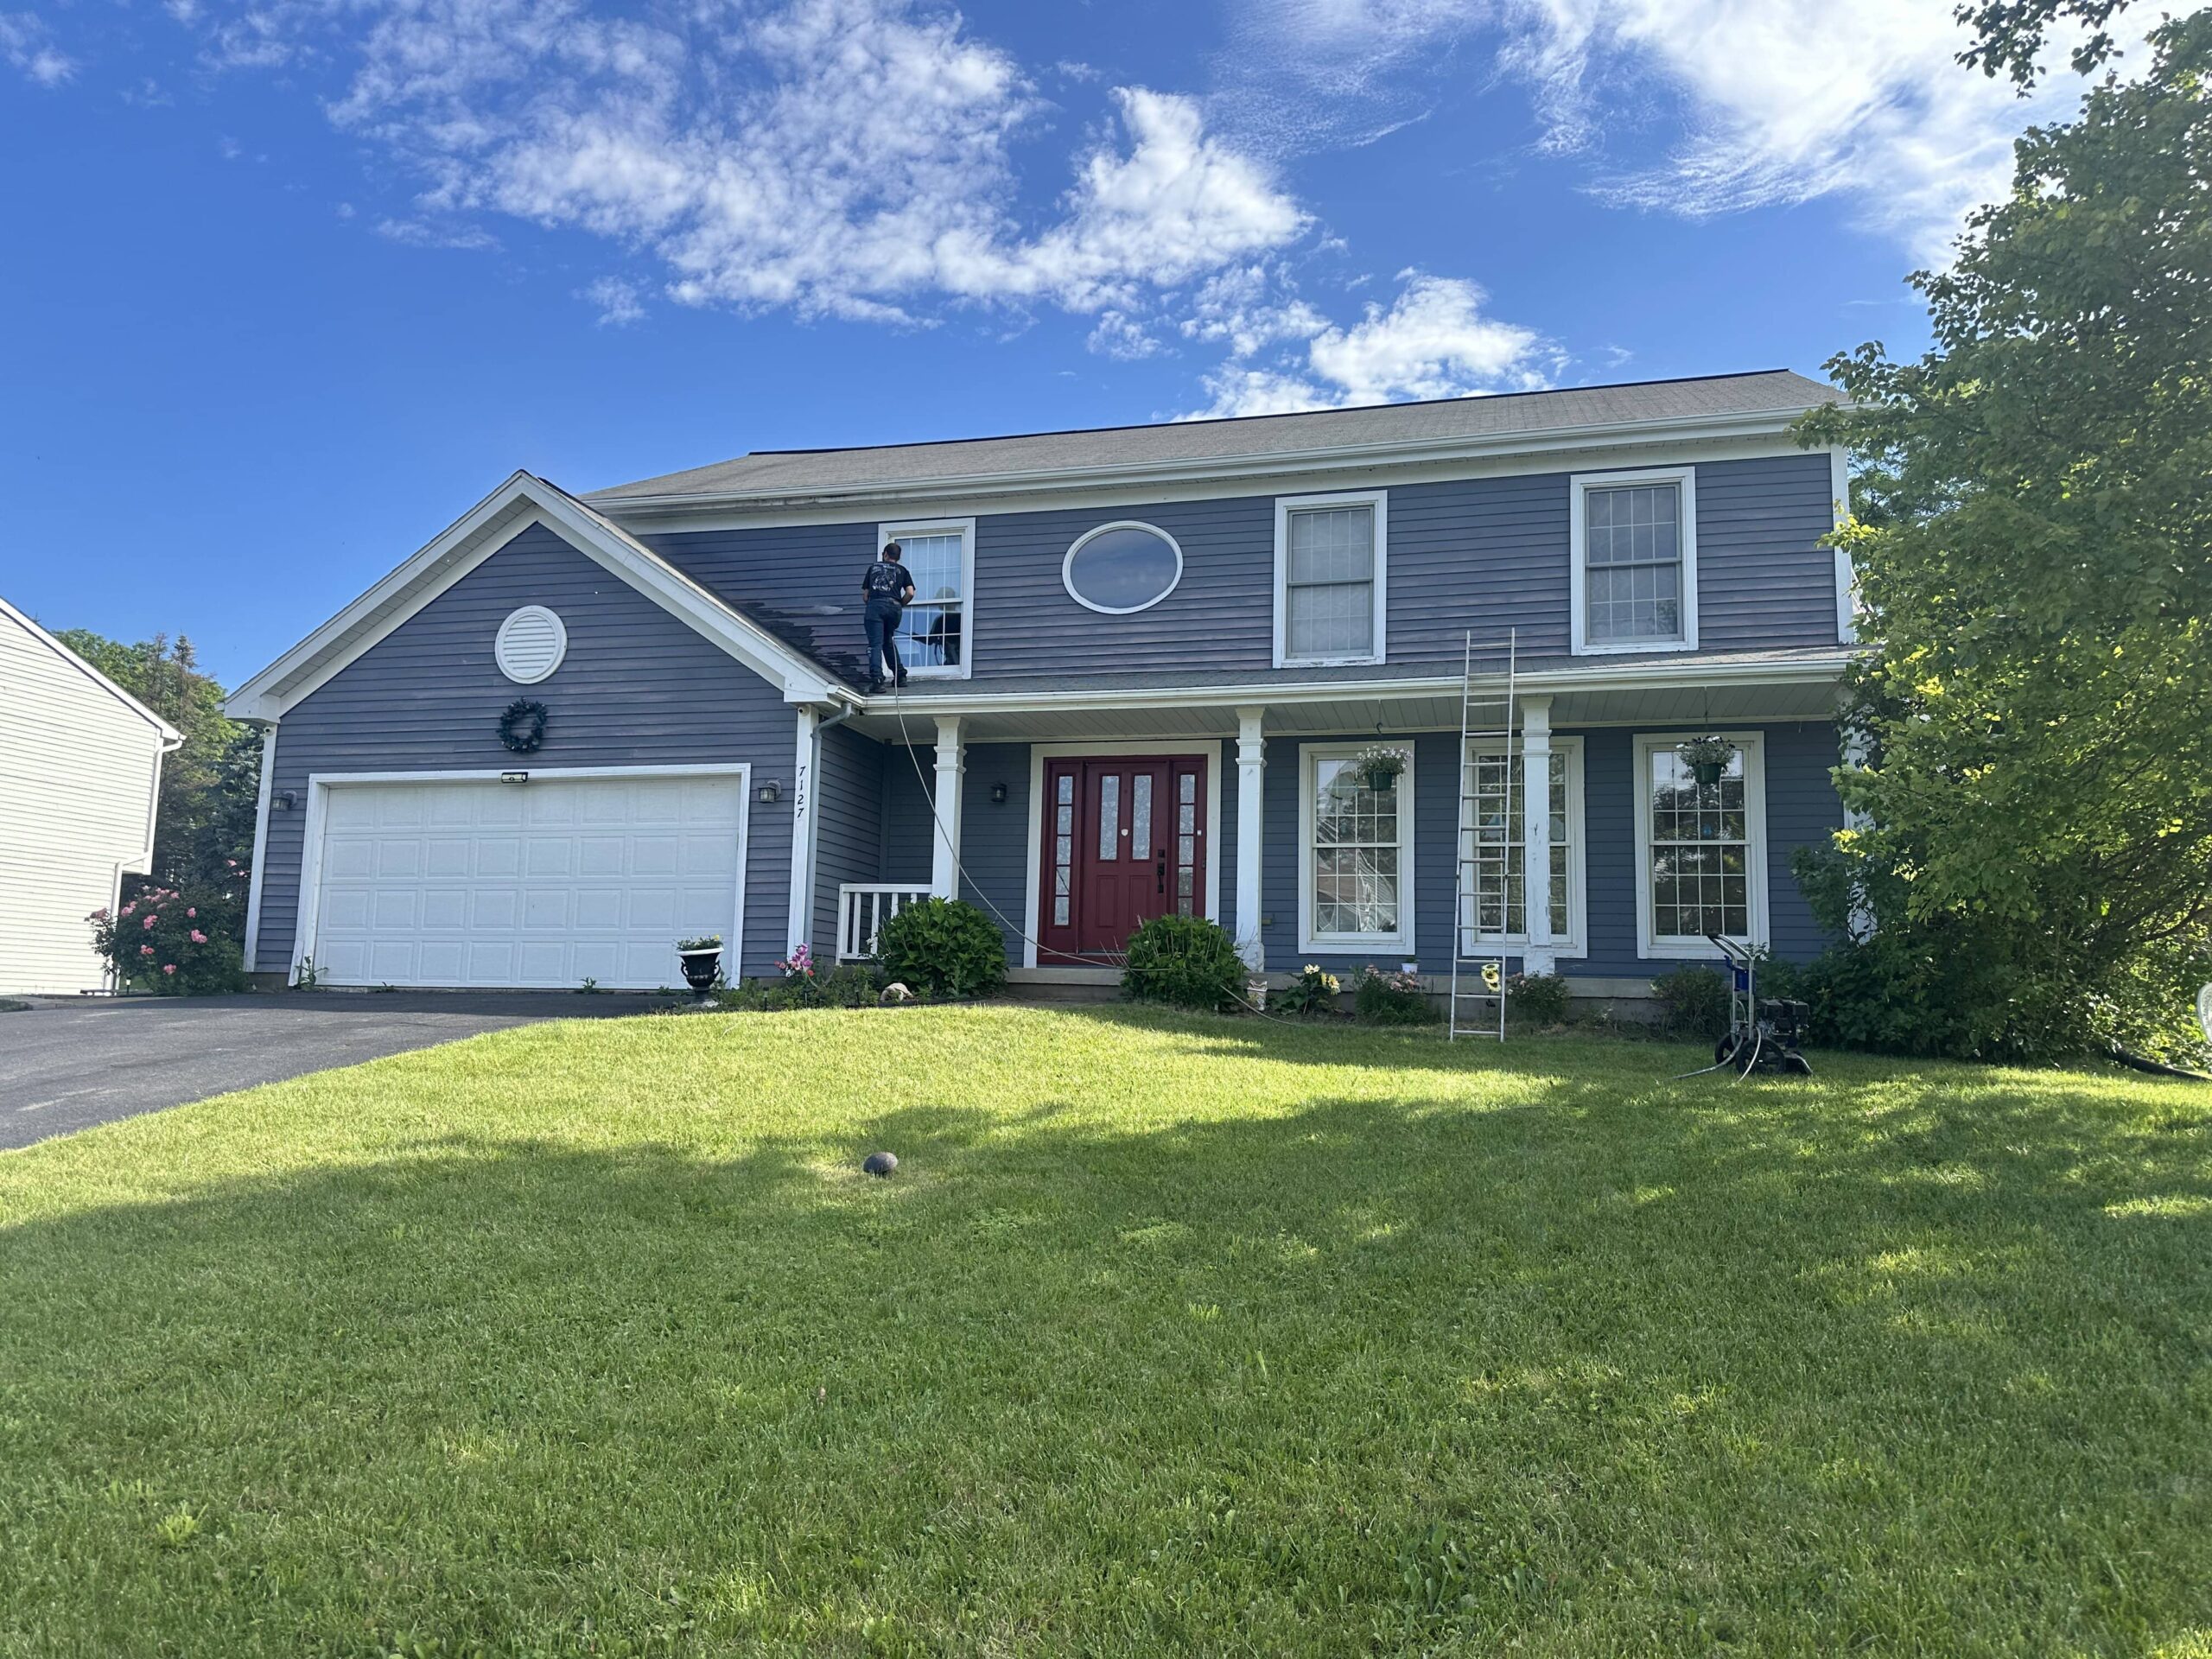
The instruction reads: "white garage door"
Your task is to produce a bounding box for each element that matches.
[308,772,746,989]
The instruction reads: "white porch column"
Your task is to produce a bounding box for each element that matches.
[931,715,964,900]
[1521,696,1555,975]
[787,705,819,956]
[1235,706,1266,971]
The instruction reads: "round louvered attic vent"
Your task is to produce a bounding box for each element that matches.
[494,606,568,684]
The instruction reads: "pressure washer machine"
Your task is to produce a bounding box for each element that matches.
[1677,933,1814,1080]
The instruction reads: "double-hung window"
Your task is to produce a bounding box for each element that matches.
[878,517,976,678]
[1274,490,1387,667]
[1633,732,1767,958]
[1459,738,1584,955]
[1300,744,1414,952]
[1571,468,1697,654]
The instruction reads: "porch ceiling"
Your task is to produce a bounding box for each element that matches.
[841,672,1845,745]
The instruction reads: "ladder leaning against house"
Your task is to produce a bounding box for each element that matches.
[1449,629,1517,1041]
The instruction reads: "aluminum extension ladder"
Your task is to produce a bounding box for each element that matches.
[1449,629,1517,1041]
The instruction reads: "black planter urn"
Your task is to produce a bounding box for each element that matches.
[677,947,722,995]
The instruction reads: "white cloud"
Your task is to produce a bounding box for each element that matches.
[1223,0,2129,258]
[1183,271,1552,416]
[1087,310,1164,360]
[580,275,645,326]
[0,11,76,86]
[182,0,1307,325]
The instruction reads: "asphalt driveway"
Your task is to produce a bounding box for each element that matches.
[0,992,670,1150]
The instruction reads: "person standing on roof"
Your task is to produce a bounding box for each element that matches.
[861,541,915,693]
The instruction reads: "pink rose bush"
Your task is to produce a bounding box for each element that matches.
[88,879,245,995]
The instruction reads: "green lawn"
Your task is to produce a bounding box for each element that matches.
[2,1007,2208,1656]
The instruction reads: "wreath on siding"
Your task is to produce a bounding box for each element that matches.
[498,698,550,754]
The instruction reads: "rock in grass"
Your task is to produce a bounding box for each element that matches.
[862,1151,899,1178]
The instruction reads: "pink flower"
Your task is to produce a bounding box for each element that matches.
[226,859,238,868]
[143,914,158,930]
[140,944,154,957]
[121,904,135,917]
[162,964,176,976]
[190,930,207,944]
[187,908,197,918]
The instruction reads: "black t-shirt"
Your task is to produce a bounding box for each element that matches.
[861,561,913,603]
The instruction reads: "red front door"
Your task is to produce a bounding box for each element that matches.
[1038,754,1208,962]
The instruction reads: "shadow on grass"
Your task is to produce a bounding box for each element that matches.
[2,1068,2209,1654]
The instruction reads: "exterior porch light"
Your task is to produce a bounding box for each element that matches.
[272,789,299,810]
[499,772,528,785]
[758,779,782,804]
[989,782,1008,804]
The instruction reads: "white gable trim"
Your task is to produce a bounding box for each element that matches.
[0,595,184,745]
[224,472,842,721]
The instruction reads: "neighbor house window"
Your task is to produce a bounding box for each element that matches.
[1571,468,1697,654]
[880,517,976,678]
[1275,490,1387,667]
[1459,739,1584,954]
[1300,744,1414,951]
[1633,733,1767,958]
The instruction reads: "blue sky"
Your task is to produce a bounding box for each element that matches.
[0,0,2108,686]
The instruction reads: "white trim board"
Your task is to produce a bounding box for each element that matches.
[288,763,752,988]
[1019,740,1224,969]
[1630,730,1770,960]
[242,724,278,969]
[1569,465,1700,657]
[1297,741,1417,957]
[226,472,842,722]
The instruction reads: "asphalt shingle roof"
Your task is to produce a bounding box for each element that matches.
[589,370,1839,504]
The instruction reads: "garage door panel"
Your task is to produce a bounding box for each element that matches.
[313,774,744,989]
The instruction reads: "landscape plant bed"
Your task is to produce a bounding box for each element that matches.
[0,1007,2206,1654]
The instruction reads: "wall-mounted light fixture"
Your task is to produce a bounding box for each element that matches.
[989,782,1008,804]
[499,771,529,785]
[758,779,782,804]
[272,789,299,810]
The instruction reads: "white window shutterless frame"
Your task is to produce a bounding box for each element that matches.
[1299,742,1414,953]
[879,517,976,679]
[1570,467,1698,655]
[1459,736,1586,956]
[1632,732,1768,959]
[1274,490,1387,668]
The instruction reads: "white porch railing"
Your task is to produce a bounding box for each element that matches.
[836,884,932,961]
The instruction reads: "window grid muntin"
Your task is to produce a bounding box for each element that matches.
[1647,749,1750,941]
[1312,756,1402,938]
[889,526,969,671]
[1462,745,1571,943]
[1283,501,1377,661]
[1584,482,1683,645]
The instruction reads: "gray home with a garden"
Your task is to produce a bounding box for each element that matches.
[225,371,1859,1002]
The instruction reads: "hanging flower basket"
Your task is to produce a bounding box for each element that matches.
[1676,734,1735,789]
[1351,744,1408,792]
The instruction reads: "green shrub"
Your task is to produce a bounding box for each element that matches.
[877,898,1007,1000]
[1651,964,1731,1041]
[1508,972,1573,1027]
[88,883,245,995]
[1122,915,1247,1011]
[1352,965,1433,1026]
[715,963,892,1013]
[1272,963,1342,1016]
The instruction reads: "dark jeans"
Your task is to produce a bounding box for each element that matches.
[863,597,906,685]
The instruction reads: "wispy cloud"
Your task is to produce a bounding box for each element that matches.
[1219,0,2130,259]
[580,275,645,327]
[0,10,75,86]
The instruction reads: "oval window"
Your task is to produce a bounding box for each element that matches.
[1063,523,1182,614]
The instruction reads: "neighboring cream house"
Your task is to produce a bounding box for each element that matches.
[0,596,182,994]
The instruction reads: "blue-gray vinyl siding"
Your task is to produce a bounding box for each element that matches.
[639,451,1840,685]
[256,523,801,979]
[810,721,886,950]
